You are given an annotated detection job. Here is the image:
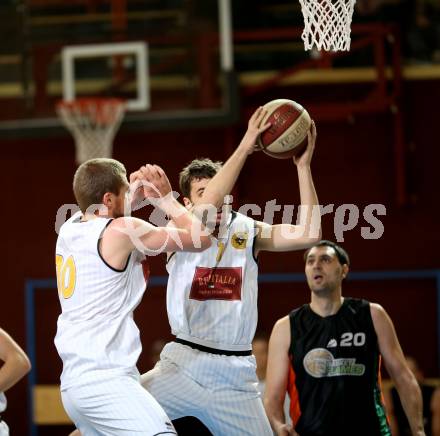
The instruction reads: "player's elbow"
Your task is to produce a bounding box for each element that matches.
[296,225,321,249]
[12,352,31,378]
[309,233,322,246]
[309,223,322,243]
[301,233,321,249]
[316,226,322,241]
[20,353,32,375]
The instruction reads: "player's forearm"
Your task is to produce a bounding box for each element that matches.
[157,197,197,229]
[394,375,425,435]
[264,399,287,433]
[0,354,31,392]
[158,197,211,247]
[296,165,321,240]
[200,143,250,208]
[200,108,269,208]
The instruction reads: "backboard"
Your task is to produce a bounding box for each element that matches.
[0,0,238,138]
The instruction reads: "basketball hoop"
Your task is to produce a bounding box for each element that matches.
[56,98,126,165]
[299,0,356,51]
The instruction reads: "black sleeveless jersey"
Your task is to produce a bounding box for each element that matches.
[287,298,391,436]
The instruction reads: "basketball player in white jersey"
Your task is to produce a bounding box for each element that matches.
[0,327,31,436]
[55,159,215,435]
[66,107,270,436]
[141,115,320,435]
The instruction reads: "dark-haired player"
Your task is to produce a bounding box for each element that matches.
[264,240,425,436]
[141,115,320,435]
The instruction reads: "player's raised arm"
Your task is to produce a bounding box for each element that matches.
[370,304,426,436]
[195,106,271,211]
[255,121,321,255]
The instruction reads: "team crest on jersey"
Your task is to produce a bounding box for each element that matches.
[303,348,365,378]
[231,232,248,249]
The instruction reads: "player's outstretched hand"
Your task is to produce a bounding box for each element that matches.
[138,164,172,201]
[293,119,316,168]
[128,165,173,211]
[239,106,272,155]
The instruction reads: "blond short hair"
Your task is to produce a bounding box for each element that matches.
[73,158,127,213]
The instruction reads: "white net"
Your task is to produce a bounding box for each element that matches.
[57,98,126,165]
[299,0,356,51]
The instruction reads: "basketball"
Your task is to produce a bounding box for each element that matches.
[257,99,312,159]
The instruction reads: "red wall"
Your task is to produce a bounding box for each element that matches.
[1,80,439,435]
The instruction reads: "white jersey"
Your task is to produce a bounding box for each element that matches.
[0,393,6,413]
[0,393,8,436]
[54,212,148,390]
[166,211,258,350]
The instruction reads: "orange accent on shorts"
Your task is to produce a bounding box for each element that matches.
[287,356,301,425]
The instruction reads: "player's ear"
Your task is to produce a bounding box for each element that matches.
[95,192,113,216]
[102,192,113,207]
[341,264,349,279]
[182,197,192,209]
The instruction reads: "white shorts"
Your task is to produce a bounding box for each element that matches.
[61,375,176,436]
[0,420,9,436]
[141,342,272,436]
